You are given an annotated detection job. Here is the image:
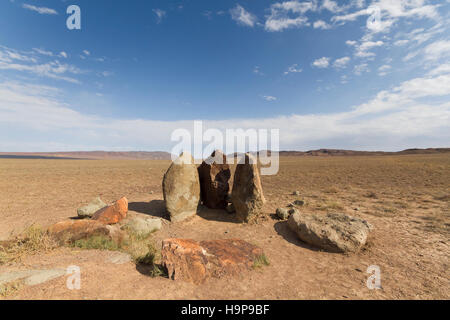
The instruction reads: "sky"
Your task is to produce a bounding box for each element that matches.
[0,0,449,153]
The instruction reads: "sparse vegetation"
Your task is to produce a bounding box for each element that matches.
[72,235,121,251]
[0,225,57,265]
[253,254,270,269]
[68,228,165,277]
[316,200,345,211]
[0,280,24,298]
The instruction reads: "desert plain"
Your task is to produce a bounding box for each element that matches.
[0,153,448,299]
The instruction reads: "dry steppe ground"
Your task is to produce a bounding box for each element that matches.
[0,154,449,299]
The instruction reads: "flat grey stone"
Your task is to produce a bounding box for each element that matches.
[123,216,162,236]
[77,197,107,218]
[106,252,132,265]
[0,269,65,286]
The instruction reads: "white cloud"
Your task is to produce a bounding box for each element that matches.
[263,95,277,101]
[83,50,90,56]
[33,48,53,56]
[230,4,257,27]
[312,57,330,68]
[321,0,345,13]
[424,40,450,61]
[354,40,384,58]
[332,0,440,31]
[0,46,82,83]
[313,20,331,29]
[1,72,449,152]
[394,39,409,46]
[427,63,450,76]
[152,9,166,24]
[333,57,351,69]
[284,63,302,75]
[378,64,391,76]
[264,0,316,32]
[59,52,68,59]
[353,63,370,75]
[22,4,57,15]
[253,66,264,76]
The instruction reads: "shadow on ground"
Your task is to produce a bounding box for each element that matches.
[135,263,169,279]
[197,205,240,224]
[273,220,321,252]
[129,200,169,220]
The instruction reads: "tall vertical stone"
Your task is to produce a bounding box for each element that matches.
[231,153,266,222]
[198,150,231,209]
[162,152,200,222]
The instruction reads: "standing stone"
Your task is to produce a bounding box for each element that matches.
[162,152,200,222]
[198,150,231,209]
[231,153,266,222]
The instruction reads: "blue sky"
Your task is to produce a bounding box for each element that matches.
[0,0,449,152]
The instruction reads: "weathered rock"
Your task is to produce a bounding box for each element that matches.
[198,150,231,209]
[92,197,128,225]
[288,199,306,207]
[77,197,107,219]
[231,153,266,222]
[123,216,162,236]
[288,212,372,253]
[288,208,299,216]
[276,208,289,220]
[293,191,300,196]
[48,220,122,244]
[162,152,200,222]
[161,239,264,284]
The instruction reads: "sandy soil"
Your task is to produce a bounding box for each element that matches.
[0,155,449,299]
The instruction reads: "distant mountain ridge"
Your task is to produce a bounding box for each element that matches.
[0,148,449,160]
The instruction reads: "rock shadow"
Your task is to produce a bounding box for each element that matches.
[196,205,240,224]
[128,200,169,220]
[135,263,168,279]
[274,221,322,252]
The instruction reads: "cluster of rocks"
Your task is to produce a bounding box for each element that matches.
[42,153,374,286]
[162,150,266,223]
[48,197,129,244]
[48,196,162,244]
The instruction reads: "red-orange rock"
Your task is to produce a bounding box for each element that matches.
[47,220,115,244]
[92,197,128,225]
[161,238,264,284]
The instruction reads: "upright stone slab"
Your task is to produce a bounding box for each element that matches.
[231,153,266,222]
[198,150,231,209]
[162,152,200,222]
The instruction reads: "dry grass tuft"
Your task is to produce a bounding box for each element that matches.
[253,254,270,269]
[0,225,58,265]
[0,280,24,298]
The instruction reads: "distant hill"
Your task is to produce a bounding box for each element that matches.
[0,151,172,160]
[0,148,448,160]
[278,148,450,157]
